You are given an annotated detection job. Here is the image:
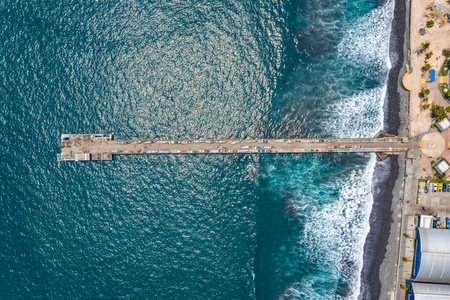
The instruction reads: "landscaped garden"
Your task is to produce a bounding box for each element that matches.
[440,83,450,101]
[440,57,449,76]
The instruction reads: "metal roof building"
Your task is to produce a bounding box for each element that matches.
[433,158,450,175]
[411,282,450,300]
[413,228,450,283]
[436,117,450,132]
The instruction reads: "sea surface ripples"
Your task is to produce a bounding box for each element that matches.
[1,0,394,299]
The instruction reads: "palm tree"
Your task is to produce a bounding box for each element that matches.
[427,51,433,58]
[433,104,447,122]
[422,41,431,51]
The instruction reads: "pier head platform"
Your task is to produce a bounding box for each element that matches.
[57,133,414,162]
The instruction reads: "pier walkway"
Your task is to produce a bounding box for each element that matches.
[57,133,414,162]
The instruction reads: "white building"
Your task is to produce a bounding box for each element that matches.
[413,228,450,283]
[411,282,450,300]
[418,215,433,228]
[435,117,450,132]
[433,159,450,175]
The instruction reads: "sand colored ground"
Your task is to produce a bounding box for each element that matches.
[409,0,450,176]
[421,127,450,175]
[408,1,450,137]
[420,132,445,157]
[393,1,450,299]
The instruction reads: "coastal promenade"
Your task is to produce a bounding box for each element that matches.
[57,133,414,162]
[392,0,450,297]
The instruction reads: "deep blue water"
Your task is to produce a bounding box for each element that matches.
[0,0,394,299]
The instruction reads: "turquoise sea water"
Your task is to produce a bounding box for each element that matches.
[0,0,394,298]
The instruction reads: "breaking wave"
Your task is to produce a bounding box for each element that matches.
[279,1,394,299]
[327,0,394,139]
[288,156,376,299]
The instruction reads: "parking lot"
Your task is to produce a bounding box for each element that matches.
[417,181,450,223]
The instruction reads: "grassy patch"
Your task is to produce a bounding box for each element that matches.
[440,83,450,100]
[418,178,450,184]
[440,58,449,76]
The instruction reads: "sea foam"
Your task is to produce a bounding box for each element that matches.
[328,0,394,139]
[285,1,394,299]
[294,156,376,299]
[323,1,393,299]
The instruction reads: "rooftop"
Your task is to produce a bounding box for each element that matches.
[436,117,450,133]
[434,158,450,175]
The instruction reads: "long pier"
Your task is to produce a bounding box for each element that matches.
[57,133,413,162]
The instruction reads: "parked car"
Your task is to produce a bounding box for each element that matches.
[444,183,447,191]
[433,184,438,192]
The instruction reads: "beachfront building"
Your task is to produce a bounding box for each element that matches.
[418,215,434,228]
[433,158,450,175]
[435,117,450,132]
[413,228,450,283]
[411,282,450,300]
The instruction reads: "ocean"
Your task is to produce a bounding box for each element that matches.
[0,0,396,299]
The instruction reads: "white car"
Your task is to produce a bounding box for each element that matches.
[433,183,438,192]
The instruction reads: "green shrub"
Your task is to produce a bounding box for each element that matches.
[446,106,450,113]
[440,84,450,99]
[434,172,446,181]
[432,104,446,121]
[440,58,449,76]
[423,89,430,95]
[426,20,434,28]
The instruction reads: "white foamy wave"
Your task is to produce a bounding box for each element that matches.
[337,1,394,77]
[324,0,394,139]
[286,155,376,300]
[325,86,386,138]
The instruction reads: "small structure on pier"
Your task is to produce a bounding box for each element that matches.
[57,134,113,161]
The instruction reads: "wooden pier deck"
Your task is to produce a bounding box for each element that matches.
[57,134,414,162]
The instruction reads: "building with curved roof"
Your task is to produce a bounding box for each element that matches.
[411,282,450,300]
[413,228,450,283]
